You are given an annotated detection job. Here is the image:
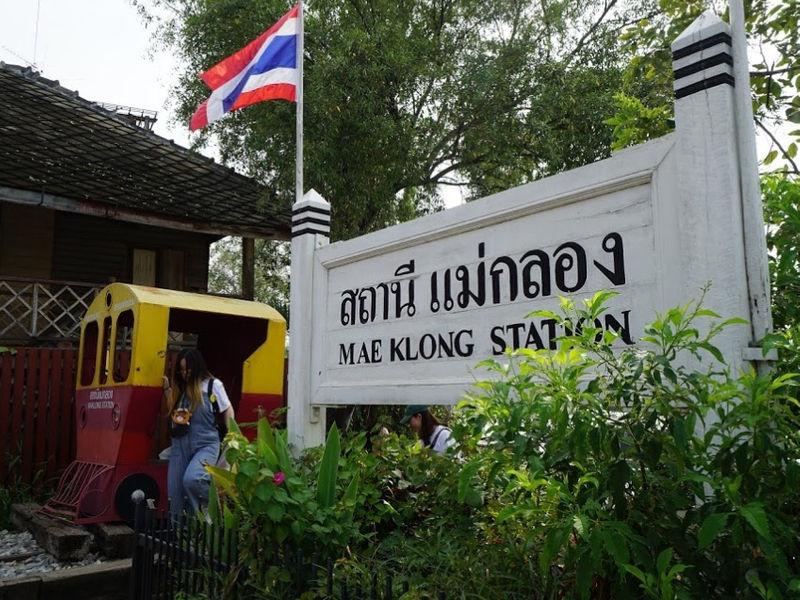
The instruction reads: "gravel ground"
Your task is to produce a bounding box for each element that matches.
[0,530,102,580]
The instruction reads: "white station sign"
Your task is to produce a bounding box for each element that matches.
[288,11,769,449]
[308,136,709,406]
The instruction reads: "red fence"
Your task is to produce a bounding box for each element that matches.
[0,348,76,488]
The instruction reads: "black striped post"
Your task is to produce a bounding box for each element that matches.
[672,13,734,100]
[288,189,331,450]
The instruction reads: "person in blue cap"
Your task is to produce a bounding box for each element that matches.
[400,405,453,455]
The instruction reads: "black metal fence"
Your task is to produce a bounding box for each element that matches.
[130,501,446,600]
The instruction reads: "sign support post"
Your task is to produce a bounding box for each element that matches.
[287,189,330,452]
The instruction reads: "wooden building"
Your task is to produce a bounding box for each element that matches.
[0,63,290,345]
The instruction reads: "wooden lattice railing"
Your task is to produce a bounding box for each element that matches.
[0,277,101,343]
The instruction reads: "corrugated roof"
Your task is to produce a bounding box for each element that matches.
[0,63,291,239]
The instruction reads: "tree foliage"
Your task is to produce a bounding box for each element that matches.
[610,0,800,174]
[762,174,800,382]
[208,237,289,316]
[137,0,659,239]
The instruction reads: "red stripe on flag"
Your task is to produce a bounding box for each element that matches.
[200,4,300,91]
[231,84,297,111]
[189,101,209,131]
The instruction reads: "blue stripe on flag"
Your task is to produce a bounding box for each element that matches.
[223,35,297,112]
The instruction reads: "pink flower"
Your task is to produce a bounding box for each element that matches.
[273,471,285,486]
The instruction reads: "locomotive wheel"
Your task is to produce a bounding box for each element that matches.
[115,474,159,525]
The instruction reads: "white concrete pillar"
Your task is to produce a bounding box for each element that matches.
[671,12,756,372]
[671,14,741,452]
[287,189,329,452]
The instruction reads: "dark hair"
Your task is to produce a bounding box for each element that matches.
[168,348,212,413]
[418,410,441,447]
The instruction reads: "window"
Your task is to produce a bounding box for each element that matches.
[132,249,156,286]
[99,316,112,385]
[80,321,99,386]
[113,310,135,383]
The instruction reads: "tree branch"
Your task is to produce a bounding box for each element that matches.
[427,153,491,183]
[751,67,800,78]
[756,119,799,175]
[566,0,618,65]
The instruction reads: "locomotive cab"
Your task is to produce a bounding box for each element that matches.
[41,283,286,524]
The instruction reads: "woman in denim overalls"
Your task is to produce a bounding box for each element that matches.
[163,348,234,520]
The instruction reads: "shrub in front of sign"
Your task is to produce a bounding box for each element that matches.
[202,291,799,598]
[451,291,800,598]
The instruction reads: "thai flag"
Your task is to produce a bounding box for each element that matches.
[190,4,300,131]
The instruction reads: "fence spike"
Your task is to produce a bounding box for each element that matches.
[191,516,201,595]
[211,525,225,592]
[327,557,334,596]
[129,495,144,600]
[164,511,177,598]
[181,512,192,595]
[153,511,164,598]
[143,504,154,598]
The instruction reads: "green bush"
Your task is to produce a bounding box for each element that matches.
[453,291,800,599]
[208,292,800,599]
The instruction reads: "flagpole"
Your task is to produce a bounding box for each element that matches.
[296,1,304,204]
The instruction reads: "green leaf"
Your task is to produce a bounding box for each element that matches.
[746,569,767,595]
[266,502,285,523]
[223,505,237,531]
[276,525,289,544]
[698,341,725,363]
[667,564,687,579]
[496,506,522,523]
[656,547,673,574]
[576,552,593,600]
[317,423,341,510]
[458,460,480,504]
[698,513,729,549]
[256,417,278,466]
[623,564,648,585]
[343,474,359,506]
[205,465,238,499]
[227,417,242,436]
[206,478,220,524]
[539,525,571,574]
[274,431,296,479]
[255,481,275,502]
[239,459,258,477]
[527,309,560,321]
[463,487,483,507]
[604,528,630,565]
[740,503,772,541]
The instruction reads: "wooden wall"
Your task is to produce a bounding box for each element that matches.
[0,204,55,279]
[8,208,219,291]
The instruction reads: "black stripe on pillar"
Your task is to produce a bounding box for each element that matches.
[292,216,331,227]
[674,72,735,99]
[291,226,330,238]
[673,52,732,82]
[292,205,331,217]
[672,32,732,61]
